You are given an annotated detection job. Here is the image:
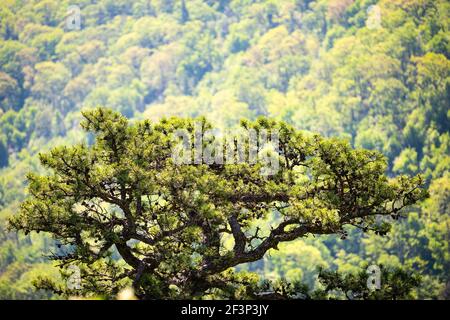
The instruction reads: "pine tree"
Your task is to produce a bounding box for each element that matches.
[9,108,427,299]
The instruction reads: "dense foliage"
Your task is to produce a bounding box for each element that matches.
[9,108,425,298]
[0,0,449,299]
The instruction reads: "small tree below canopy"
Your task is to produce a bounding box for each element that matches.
[9,108,427,299]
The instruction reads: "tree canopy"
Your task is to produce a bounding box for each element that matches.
[10,108,426,299]
[0,0,448,300]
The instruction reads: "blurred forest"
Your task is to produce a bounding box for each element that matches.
[0,0,448,299]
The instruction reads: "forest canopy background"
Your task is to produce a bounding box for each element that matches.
[0,0,449,299]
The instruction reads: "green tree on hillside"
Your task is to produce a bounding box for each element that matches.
[9,108,427,299]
